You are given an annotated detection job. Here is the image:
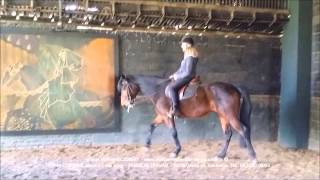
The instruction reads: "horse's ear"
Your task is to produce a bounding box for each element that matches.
[120,74,127,79]
[117,75,124,92]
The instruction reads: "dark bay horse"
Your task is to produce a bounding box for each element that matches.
[117,74,256,160]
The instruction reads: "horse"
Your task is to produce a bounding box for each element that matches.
[117,74,256,160]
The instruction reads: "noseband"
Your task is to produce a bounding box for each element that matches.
[123,81,138,112]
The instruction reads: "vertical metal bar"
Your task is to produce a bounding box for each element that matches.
[85,0,88,11]
[30,0,33,8]
[58,0,62,21]
[285,0,288,9]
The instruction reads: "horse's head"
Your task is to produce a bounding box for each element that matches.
[117,74,140,109]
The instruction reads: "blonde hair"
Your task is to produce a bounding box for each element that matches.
[184,47,199,58]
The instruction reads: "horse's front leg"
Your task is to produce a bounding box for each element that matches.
[145,115,163,149]
[145,123,156,148]
[167,117,181,158]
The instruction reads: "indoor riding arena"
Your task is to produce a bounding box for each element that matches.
[1,0,319,179]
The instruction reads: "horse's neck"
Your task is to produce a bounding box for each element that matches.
[133,75,168,97]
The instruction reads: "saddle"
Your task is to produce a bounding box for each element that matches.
[178,76,201,100]
[165,76,201,100]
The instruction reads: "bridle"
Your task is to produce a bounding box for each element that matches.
[122,80,138,112]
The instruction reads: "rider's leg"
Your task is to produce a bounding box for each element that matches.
[168,77,192,115]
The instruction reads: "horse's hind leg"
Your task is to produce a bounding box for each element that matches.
[229,118,256,160]
[216,115,232,159]
[217,125,232,159]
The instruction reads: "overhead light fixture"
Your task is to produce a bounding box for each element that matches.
[16,39,21,46]
[28,12,35,17]
[87,7,99,12]
[83,15,88,21]
[48,13,53,19]
[76,25,113,31]
[26,44,32,51]
[11,11,17,17]
[65,4,78,11]
[57,21,62,27]
[87,14,93,21]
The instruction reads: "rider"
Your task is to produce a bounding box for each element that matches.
[168,36,199,117]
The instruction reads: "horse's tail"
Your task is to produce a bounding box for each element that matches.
[236,86,252,148]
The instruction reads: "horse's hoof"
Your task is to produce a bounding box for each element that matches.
[251,158,258,165]
[142,146,150,152]
[213,156,224,161]
[169,152,178,158]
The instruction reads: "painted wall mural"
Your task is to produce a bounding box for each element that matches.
[0,32,118,133]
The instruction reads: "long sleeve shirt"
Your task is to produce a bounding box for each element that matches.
[173,56,198,80]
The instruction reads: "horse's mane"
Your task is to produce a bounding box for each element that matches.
[126,74,170,97]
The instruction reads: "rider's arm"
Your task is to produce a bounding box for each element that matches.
[173,56,196,80]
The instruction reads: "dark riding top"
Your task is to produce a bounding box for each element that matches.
[173,55,198,80]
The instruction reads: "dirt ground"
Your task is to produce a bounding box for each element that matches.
[1,140,319,180]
